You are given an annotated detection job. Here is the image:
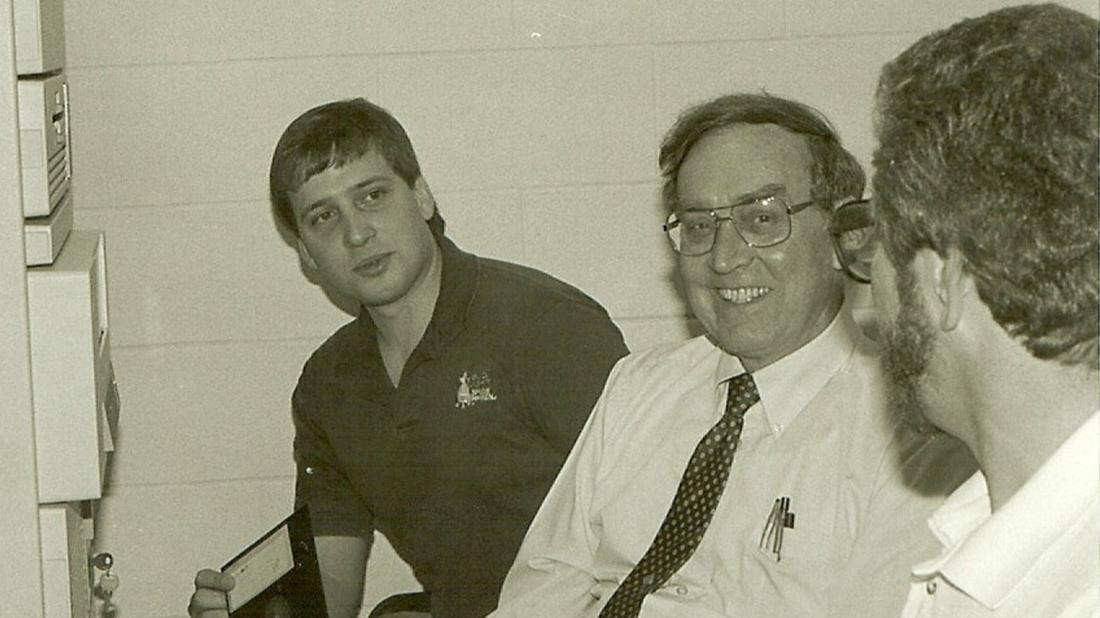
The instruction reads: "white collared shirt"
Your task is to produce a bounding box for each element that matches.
[490,308,970,618]
[901,412,1100,618]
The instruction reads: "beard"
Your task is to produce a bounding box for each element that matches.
[878,263,941,435]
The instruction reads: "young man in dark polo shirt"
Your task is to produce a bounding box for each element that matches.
[188,98,628,618]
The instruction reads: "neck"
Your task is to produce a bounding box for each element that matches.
[738,289,843,373]
[367,242,443,379]
[953,340,1098,511]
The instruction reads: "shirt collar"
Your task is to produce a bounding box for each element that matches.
[914,411,1100,609]
[713,303,862,431]
[421,236,479,354]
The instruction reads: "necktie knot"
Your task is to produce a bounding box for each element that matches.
[724,373,759,420]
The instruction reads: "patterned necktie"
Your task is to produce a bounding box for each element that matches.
[599,373,759,618]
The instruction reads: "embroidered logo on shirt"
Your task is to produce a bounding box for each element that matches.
[455,371,498,409]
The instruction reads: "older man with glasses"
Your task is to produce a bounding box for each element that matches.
[489,93,972,618]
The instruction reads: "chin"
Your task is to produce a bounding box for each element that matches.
[340,274,410,309]
[706,329,769,361]
[358,289,408,309]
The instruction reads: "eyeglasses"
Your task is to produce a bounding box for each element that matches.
[829,198,878,283]
[663,194,818,256]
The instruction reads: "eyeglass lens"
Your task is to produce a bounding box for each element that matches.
[831,200,877,282]
[671,196,791,254]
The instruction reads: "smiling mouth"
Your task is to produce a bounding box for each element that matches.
[716,287,770,304]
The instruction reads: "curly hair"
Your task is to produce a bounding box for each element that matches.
[872,4,1098,368]
[658,93,865,217]
[268,97,445,240]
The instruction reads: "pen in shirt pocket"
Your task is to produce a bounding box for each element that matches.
[758,496,795,562]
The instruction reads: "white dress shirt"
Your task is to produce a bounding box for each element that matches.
[901,412,1100,618]
[490,308,971,618]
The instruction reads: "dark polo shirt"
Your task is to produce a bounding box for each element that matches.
[292,236,628,618]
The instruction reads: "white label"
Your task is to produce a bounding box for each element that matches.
[223,525,294,611]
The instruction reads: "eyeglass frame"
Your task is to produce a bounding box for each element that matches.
[662,193,819,256]
[828,198,876,284]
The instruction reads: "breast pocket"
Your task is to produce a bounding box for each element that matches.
[735,524,840,615]
[753,523,837,565]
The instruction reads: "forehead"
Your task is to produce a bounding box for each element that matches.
[677,123,812,205]
[289,150,399,212]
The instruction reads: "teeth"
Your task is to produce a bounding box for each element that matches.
[717,287,769,304]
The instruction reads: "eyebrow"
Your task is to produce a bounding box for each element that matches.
[676,183,786,211]
[299,175,393,220]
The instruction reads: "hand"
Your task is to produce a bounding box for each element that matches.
[187,569,235,618]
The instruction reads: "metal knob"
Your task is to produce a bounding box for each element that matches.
[92,552,120,601]
[91,552,114,571]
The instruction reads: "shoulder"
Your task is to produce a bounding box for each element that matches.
[616,336,715,376]
[598,337,718,408]
[812,333,900,454]
[472,255,611,316]
[830,334,977,494]
[297,319,362,386]
[836,336,889,405]
[579,337,721,442]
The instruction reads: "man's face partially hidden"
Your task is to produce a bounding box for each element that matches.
[872,246,940,433]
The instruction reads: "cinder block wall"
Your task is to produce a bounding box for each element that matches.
[64,1,1095,615]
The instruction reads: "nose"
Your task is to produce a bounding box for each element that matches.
[707,220,754,273]
[342,209,376,247]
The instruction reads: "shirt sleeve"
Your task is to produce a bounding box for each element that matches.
[291,375,374,539]
[517,298,628,455]
[491,359,627,618]
[827,428,976,618]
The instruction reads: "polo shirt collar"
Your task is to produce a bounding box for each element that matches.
[914,411,1100,609]
[420,236,479,355]
[714,303,861,431]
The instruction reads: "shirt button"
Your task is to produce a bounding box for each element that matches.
[926,581,937,595]
[675,584,689,596]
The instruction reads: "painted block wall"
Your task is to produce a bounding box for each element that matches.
[60,1,1096,615]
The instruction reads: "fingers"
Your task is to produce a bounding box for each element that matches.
[195,569,235,591]
[189,569,234,618]
[188,590,230,618]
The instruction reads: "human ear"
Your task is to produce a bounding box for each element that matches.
[828,197,856,271]
[913,248,970,331]
[296,238,319,272]
[413,177,436,220]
